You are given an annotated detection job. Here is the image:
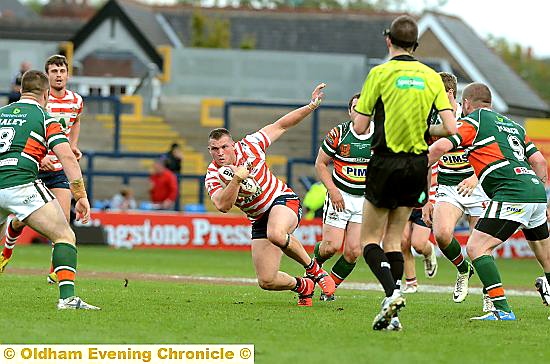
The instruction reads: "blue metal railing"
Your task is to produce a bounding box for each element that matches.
[1,93,206,211]
[83,151,206,211]
[83,95,122,153]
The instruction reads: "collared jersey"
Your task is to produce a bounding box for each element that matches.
[449,108,546,203]
[0,99,68,189]
[355,55,452,155]
[321,120,373,195]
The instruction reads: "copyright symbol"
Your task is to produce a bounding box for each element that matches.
[239,348,251,359]
[4,348,15,360]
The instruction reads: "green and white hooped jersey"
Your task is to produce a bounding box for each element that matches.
[321,120,373,196]
[431,104,474,186]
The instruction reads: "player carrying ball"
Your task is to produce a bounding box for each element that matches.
[204,83,335,306]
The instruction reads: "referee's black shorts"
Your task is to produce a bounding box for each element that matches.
[365,152,429,209]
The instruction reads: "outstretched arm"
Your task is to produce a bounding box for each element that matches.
[261,83,326,143]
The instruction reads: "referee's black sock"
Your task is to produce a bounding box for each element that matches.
[385,251,404,290]
[363,244,396,297]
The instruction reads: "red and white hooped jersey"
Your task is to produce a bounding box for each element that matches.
[45,90,83,171]
[205,131,294,221]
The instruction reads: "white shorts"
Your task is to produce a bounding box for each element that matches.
[0,181,55,224]
[482,201,548,229]
[435,184,489,217]
[322,189,364,229]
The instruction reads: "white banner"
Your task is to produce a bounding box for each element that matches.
[0,345,254,364]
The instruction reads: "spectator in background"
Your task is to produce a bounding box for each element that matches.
[163,142,183,174]
[110,186,137,211]
[149,159,178,210]
[8,61,31,104]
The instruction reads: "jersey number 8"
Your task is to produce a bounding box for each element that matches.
[0,127,15,153]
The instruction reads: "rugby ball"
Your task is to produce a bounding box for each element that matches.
[218,166,258,196]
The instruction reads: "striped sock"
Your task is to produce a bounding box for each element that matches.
[330,255,356,287]
[305,258,322,278]
[406,277,418,286]
[441,237,469,274]
[52,243,77,299]
[473,255,511,312]
[291,277,310,294]
[2,220,24,260]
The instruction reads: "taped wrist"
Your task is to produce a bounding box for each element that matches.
[70,178,87,200]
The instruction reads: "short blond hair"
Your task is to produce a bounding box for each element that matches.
[439,72,457,98]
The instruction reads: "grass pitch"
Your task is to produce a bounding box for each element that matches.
[1,245,549,364]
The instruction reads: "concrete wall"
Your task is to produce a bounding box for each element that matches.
[163,48,368,103]
[0,40,58,91]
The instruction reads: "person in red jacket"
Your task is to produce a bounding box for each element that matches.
[149,159,178,210]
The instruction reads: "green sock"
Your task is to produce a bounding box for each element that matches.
[314,242,327,266]
[441,237,469,274]
[330,256,356,286]
[472,255,511,312]
[52,243,77,299]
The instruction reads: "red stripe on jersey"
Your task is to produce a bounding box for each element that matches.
[45,90,83,171]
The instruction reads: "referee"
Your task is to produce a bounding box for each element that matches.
[352,15,457,331]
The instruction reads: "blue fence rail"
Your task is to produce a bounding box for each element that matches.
[83,151,206,211]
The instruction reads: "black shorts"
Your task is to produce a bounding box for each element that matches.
[37,170,69,190]
[365,152,429,209]
[409,208,428,228]
[476,218,550,242]
[251,194,302,240]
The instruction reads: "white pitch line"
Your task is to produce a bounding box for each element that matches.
[141,273,540,298]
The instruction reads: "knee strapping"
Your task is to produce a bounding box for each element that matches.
[281,233,291,250]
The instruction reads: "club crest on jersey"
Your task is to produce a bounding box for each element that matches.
[340,144,350,157]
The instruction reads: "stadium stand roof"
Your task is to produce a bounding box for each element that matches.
[158,6,401,57]
[0,16,84,41]
[0,0,83,41]
[0,0,38,19]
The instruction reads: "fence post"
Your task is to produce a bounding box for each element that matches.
[198,176,205,205]
[85,151,95,203]
[175,174,182,211]
[286,159,294,189]
[311,109,320,160]
[223,101,231,130]
[113,97,121,154]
